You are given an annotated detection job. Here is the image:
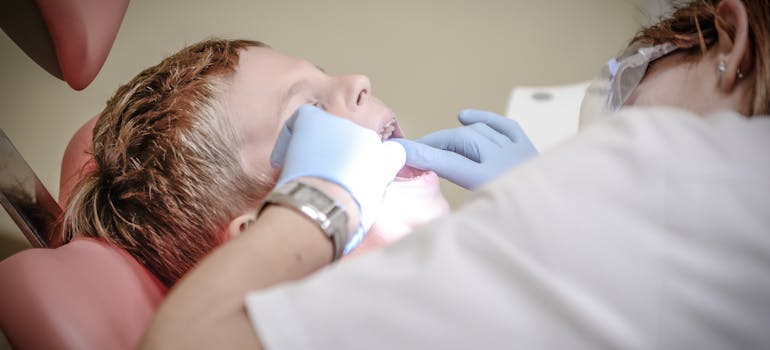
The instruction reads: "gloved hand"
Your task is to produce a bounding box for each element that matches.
[392,109,537,190]
[270,105,406,254]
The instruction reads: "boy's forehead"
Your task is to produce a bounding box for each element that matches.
[236,46,305,75]
[235,46,324,83]
[228,47,301,103]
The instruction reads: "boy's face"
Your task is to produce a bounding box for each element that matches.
[224,46,404,179]
[223,46,449,248]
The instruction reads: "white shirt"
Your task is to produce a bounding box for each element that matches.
[245,107,770,349]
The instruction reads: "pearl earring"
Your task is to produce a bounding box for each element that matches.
[717,60,727,78]
[718,60,744,80]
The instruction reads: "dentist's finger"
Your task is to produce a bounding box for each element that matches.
[415,127,495,163]
[269,113,298,168]
[380,140,407,181]
[458,109,528,143]
[392,138,479,187]
[467,122,509,148]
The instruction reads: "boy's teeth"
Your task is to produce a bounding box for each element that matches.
[379,128,393,141]
[379,120,396,140]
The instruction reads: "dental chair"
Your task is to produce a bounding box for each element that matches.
[0,116,167,350]
[505,82,590,152]
[0,239,166,349]
[0,1,169,349]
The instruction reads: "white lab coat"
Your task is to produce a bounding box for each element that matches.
[245,107,770,349]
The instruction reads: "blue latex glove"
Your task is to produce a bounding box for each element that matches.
[392,109,537,190]
[270,105,406,254]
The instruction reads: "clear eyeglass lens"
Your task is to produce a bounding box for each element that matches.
[579,42,679,127]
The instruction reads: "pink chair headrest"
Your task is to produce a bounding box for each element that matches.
[59,114,98,207]
[0,116,165,349]
[0,238,167,349]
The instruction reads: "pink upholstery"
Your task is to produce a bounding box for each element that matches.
[0,0,129,90]
[0,238,166,349]
[59,115,98,207]
[0,3,168,347]
[0,116,167,349]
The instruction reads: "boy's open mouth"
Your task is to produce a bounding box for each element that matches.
[377,119,430,182]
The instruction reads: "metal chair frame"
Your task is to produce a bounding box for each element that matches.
[0,128,64,248]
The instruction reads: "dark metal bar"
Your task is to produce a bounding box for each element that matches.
[0,128,64,248]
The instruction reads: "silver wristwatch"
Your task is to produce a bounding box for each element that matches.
[258,180,350,260]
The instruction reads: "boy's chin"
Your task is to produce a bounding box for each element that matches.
[345,170,449,259]
[370,171,449,244]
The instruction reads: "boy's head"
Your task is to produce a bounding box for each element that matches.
[64,39,273,286]
[63,38,442,286]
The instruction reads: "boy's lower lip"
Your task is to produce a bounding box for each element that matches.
[394,165,429,182]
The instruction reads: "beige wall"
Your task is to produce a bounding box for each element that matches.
[0,0,650,256]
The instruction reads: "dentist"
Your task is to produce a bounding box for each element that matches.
[142,0,770,349]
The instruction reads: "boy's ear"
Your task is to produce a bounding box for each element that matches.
[226,212,258,239]
[714,0,753,92]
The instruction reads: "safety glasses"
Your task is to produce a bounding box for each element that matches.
[580,42,679,127]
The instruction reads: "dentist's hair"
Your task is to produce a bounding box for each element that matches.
[630,0,769,115]
[63,39,275,287]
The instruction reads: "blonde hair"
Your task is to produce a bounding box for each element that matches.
[631,0,770,115]
[63,39,276,287]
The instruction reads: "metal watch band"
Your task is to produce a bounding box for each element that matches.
[258,180,350,260]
